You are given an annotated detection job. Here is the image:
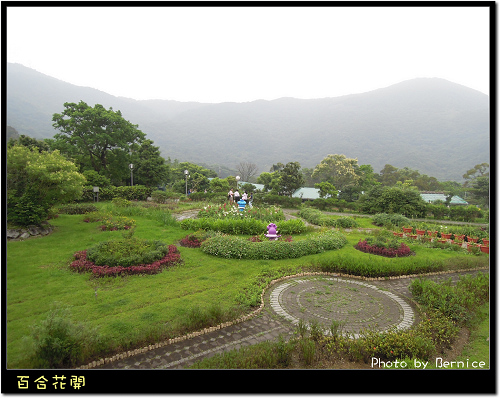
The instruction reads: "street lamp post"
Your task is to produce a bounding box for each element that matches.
[235,175,240,189]
[184,170,189,195]
[129,164,134,186]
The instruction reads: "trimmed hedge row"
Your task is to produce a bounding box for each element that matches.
[200,231,348,260]
[179,218,307,235]
[298,208,359,228]
[78,185,154,202]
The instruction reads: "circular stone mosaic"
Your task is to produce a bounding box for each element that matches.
[268,277,414,338]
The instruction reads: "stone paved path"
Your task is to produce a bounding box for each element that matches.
[93,268,487,370]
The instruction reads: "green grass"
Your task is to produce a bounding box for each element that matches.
[6,203,488,368]
[454,302,490,368]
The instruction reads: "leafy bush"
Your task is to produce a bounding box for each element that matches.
[298,208,359,228]
[200,230,347,260]
[86,238,170,267]
[8,188,49,226]
[180,218,306,236]
[57,203,99,215]
[355,239,413,258]
[70,245,181,277]
[372,213,410,228]
[112,197,132,208]
[99,215,136,231]
[24,304,103,368]
[151,190,182,203]
[179,231,215,248]
[409,273,489,326]
[198,204,285,222]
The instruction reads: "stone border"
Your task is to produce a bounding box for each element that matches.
[7,223,55,240]
[76,266,488,369]
[269,277,414,338]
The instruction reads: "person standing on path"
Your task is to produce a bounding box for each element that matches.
[228,189,234,204]
[242,191,248,205]
[233,189,240,205]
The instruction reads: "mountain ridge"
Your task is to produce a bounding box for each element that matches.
[6,62,489,181]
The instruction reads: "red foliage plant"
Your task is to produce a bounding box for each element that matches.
[179,235,203,248]
[70,245,182,277]
[354,240,413,258]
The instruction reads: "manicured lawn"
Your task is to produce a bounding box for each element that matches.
[6,204,488,368]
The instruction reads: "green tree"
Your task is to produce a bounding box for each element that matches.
[7,146,86,225]
[51,101,145,180]
[209,177,230,193]
[278,161,304,196]
[312,154,360,193]
[7,134,50,153]
[132,139,169,188]
[358,184,427,217]
[314,182,337,198]
[462,163,489,208]
[468,176,489,209]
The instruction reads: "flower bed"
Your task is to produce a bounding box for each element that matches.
[198,204,285,222]
[200,231,347,260]
[180,218,306,236]
[82,212,136,231]
[354,239,414,258]
[70,244,181,277]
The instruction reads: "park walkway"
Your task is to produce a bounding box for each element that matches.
[90,268,488,370]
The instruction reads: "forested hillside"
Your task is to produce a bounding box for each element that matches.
[7,62,489,181]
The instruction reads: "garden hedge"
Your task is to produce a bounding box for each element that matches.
[200,231,347,260]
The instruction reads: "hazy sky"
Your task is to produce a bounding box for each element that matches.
[6,5,491,103]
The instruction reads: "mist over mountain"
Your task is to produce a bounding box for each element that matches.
[6,62,489,182]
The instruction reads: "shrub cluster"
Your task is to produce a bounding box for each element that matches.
[409,272,489,327]
[198,204,285,222]
[371,213,410,228]
[86,238,171,267]
[70,245,181,277]
[78,185,153,202]
[57,203,99,215]
[298,208,359,228]
[354,239,413,258]
[180,218,306,236]
[179,231,215,248]
[24,304,104,368]
[200,231,347,260]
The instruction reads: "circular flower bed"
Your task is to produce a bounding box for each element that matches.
[70,239,181,277]
[201,231,347,260]
[354,238,414,258]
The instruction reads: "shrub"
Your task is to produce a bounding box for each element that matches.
[354,239,413,258]
[100,215,136,231]
[200,230,347,260]
[409,273,489,326]
[298,208,358,228]
[179,218,306,236]
[372,213,410,228]
[179,231,215,248]
[86,238,170,267]
[23,304,103,368]
[58,203,98,215]
[151,190,182,203]
[112,197,132,208]
[70,245,181,277]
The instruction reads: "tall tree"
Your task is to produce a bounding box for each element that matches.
[7,146,86,225]
[278,161,304,196]
[132,140,169,187]
[312,154,360,193]
[51,101,145,179]
[236,162,258,182]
